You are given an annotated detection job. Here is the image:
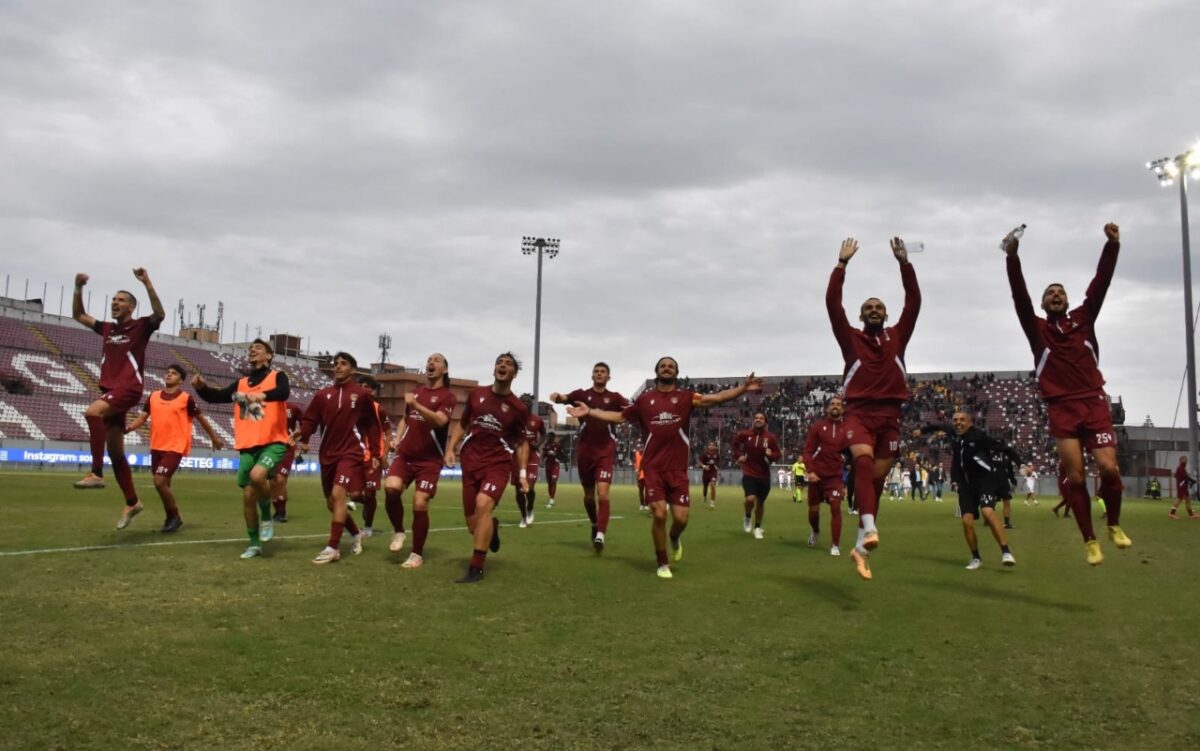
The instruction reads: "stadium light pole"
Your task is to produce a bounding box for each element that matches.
[521,236,560,404]
[1147,144,1200,482]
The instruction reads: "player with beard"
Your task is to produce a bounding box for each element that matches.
[513,396,546,528]
[731,413,782,539]
[70,268,166,529]
[294,353,382,565]
[445,353,529,583]
[804,396,849,557]
[194,339,291,558]
[699,441,720,509]
[383,353,457,569]
[124,364,225,532]
[827,237,921,580]
[568,357,762,579]
[1005,223,1131,565]
[549,362,629,552]
[542,434,562,508]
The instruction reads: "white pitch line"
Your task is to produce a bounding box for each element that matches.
[0,515,622,558]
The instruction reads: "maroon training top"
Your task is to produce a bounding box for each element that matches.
[398,386,457,463]
[730,428,780,480]
[804,416,847,479]
[93,315,161,392]
[459,386,528,470]
[622,389,698,474]
[298,381,382,465]
[568,387,628,459]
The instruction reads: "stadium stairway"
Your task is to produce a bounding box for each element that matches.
[26,324,99,392]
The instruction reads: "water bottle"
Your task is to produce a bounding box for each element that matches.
[1000,224,1026,252]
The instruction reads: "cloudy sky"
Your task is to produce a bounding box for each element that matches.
[3,0,1199,426]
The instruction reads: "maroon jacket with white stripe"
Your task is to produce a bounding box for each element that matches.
[1007,240,1118,402]
[803,416,847,479]
[826,262,921,408]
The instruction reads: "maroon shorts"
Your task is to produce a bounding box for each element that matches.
[644,470,691,506]
[276,447,297,478]
[364,461,383,491]
[511,460,539,489]
[544,463,560,483]
[389,455,443,497]
[578,452,616,486]
[461,462,510,517]
[843,411,901,459]
[1179,482,1190,499]
[150,450,183,480]
[99,386,143,424]
[702,469,718,485]
[321,459,365,498]
[1047,395,1117,449]
[807,476,845,505]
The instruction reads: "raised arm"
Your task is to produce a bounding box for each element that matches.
[192,374,238,404]
[405,391,450,428]
[826,239,858,352]
[697,373,763,407]
[892,238,921,344]
[132,268,165,324]
[72,273,97,330]
[913,422,953,437]
[1004,236,1040,348]
[1082,223,1120,320]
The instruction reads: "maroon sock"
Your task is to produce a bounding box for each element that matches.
[328,521,345,548]
[110,452,137,503]
[1099,473,1124,526]
[598,500,611,533]
[343,515,361,536]
[830,503,843,546]
[470,549,487,570]
[1067,481,1096,542]
[412,509,430,555]
[807,501,820,533]
[655,548,669,566]
[273,497,286,515]
[385,488,406,533]
[86,415,106,475]
[362,492,378,527]
[583,498,598,524]
[853,455,878,517]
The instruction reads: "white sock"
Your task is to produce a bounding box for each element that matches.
[861,513,877,533]
[855,527,868,554]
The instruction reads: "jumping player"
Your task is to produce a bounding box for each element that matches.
[699,441,720,509]
[804,396,848,556]
[294,352,381,565]
[124,364,225,532]
[913,412,1018,570]
[384,353,457,569]
[1005,223,1131,565]
[568,358,762,579]
[194,338,291,558]
[270,401,304,523]
[542,434,562,508]
[826,236,921,580]
[70,268,166,529]
[445,352,529,583]
[731,412,781,539]
[549,362,629,552]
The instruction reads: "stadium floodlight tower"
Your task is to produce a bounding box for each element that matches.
[521,236,560,404]
[1147,142,1200,480]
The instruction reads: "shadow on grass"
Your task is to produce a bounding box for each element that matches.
[769,573,861,611]
[910,577,1093,613]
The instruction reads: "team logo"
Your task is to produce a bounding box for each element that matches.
[846,430,854,439]
[479,397,485,403]
[350,394,358,408]
[501,403,510,412]
[107,334,131,345]
[603,397,610,405]
[670,397,678,404]
[431,397,439,403]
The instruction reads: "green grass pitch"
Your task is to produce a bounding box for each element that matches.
[0,471,1196,750]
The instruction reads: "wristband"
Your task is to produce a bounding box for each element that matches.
[519,469,528,479]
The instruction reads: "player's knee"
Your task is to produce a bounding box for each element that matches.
[153,475,170,491]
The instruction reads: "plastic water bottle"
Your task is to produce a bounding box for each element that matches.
[1000,224,1026,252]
[901,240,925,253]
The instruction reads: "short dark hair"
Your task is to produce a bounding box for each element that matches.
[115,289,138,309]
[1042,283,1065,298]
[593,361,610,372]
[165,363,187,379]
[251,338,274,356]
[334,351,358,368]
[496,352,521,372]
[358,374,379,392]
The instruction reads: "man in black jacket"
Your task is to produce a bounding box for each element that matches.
[912,411,1019,570]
